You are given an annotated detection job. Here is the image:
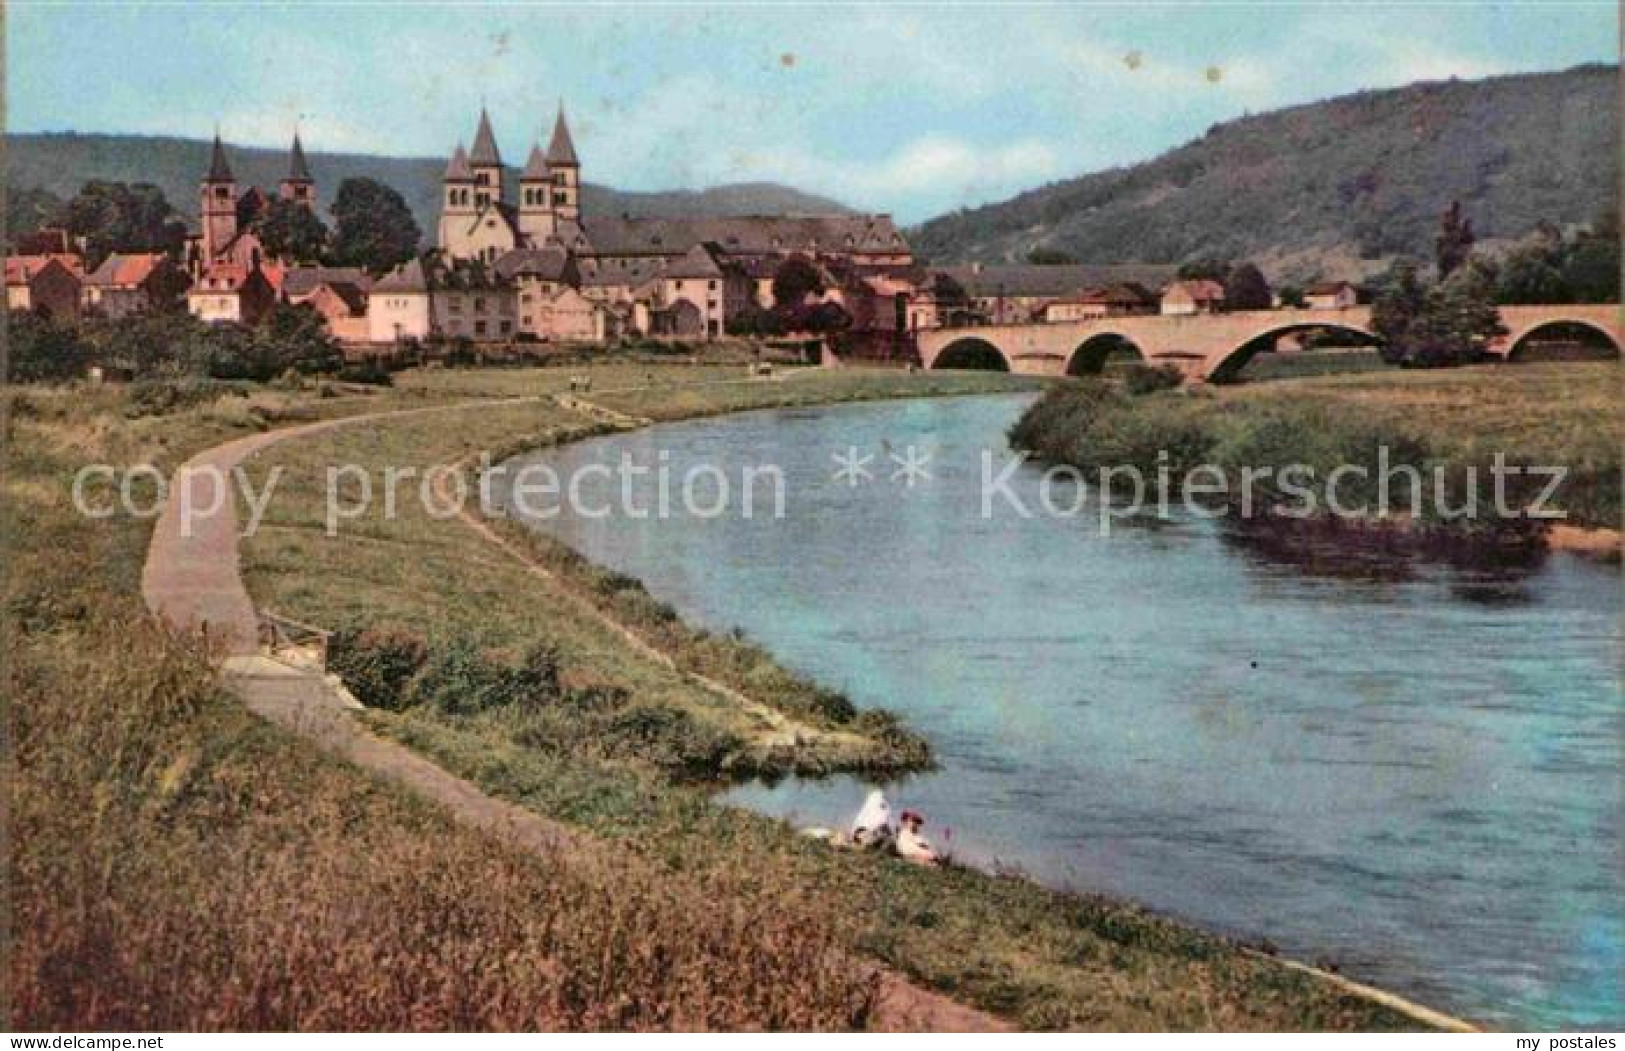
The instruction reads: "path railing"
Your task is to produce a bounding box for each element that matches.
[257,609,332,672]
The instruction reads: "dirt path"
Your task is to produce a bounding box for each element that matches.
[140,390,1012,1033]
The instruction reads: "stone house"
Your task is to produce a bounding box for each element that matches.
[1160,279,1227,316]
[82,253,190,319]
[1303,280,1359,310]
[368,258,434,344]
[936,263,1176,325]
[187,263,277,325]
[5,254,85,322]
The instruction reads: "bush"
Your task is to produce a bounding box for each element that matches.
[335,360,394,386]
[408,637,563,717]
[123,377,244,418]
[328,624,429,710]
[1120,363,1183,396]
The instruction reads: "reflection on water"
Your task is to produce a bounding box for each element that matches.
[497,393,1623,1030]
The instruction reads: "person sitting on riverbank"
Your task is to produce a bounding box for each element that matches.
[850,789,894,850]
[895,809,942,866]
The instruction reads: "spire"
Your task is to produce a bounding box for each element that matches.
[469,107,502,166]
[546,104,579,167]
[522,141,550,180]
[206,131,234,182]
[286,130,313,182]
[444,142,473,181]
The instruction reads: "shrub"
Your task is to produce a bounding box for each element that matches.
[408,637,563,716]
[328,624,429,710]
[1120,363,1184,396]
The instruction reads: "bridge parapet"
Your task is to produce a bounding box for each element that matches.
[917,303,1621,378]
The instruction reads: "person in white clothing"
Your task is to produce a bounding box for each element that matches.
[850,789,894,849]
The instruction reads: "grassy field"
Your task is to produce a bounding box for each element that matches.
[5,375,883,1029]
[1011,361,1621,533]
[218,363,1422,1031]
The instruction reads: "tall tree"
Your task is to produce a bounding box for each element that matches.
[54,180,186,267]
[1176,256,1232,284]
[255,198,330,265]
[1223,262,1272,310]
[1373,259,1504,367]
[1025,247,1077,265]
[1433,200,1476,279]
[1562,208,1621,304]
[328,177,422,273]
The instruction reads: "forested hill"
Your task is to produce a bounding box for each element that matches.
[6,132,854,236]
[910,64,1618,280]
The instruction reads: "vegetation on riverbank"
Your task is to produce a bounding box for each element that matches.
[1010,362,1620,536]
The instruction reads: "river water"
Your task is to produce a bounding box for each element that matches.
[496,393,1623,1029]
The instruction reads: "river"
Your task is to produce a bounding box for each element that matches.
[496,392,1623,1030]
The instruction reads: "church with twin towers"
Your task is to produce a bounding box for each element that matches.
[437,105,583,262]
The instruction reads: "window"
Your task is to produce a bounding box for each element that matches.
[500,320,511,334]
[476,172,490,186]
[708,280,717,291]
[474,297,486,312]
[475,321,487,336]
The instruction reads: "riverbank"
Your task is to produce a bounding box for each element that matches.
[1009,361,1621,545]
[223,364,1442,1030]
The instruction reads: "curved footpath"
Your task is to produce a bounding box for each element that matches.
[139,390,1009,1033]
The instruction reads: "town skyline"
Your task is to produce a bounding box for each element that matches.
[9,3,1617,222]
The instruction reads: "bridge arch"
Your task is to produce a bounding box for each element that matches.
[1505,318,1621,361]
[1207,322,1384,383]
[931,336,1011,371]
[1066,333,1147,376]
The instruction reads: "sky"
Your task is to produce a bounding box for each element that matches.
[8,2,1618,222]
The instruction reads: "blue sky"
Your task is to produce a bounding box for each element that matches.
[9,2,1617,221]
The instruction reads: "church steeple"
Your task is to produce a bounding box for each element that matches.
[546,103,580,223]
[279,130,315,207]
[467,107,504,209]
[518,138,555,243]
[206,131,235,182]
[200,130,239,263]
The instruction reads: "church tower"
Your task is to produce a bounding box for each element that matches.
[546,105,580,224]
[279,130,315,207]
[518,140,554,243]
[437,143,476,252]
[200,132,239,263]
[467,108,504,210]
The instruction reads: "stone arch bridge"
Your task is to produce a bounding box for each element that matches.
[917,303,1622,381]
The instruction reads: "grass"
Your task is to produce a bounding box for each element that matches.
[1011,361,1621,532]
[5,373,877,1030]
[224,363,1424,1030]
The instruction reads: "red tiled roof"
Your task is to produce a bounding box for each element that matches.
[5,254,84,285]
[86,252,168,288]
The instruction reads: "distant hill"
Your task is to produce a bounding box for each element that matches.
[5,132,855,240]
[910,65,1619,281]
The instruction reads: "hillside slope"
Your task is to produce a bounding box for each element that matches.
[6,132,853,237]
[911,65,1618,279]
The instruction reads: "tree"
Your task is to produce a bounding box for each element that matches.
[1562,209,1621,304]
[1177,256,1231,284]
[7,310,92,382]
[54,180,186,268]
[328,177,422,273]
[1223,262,1272,311]
[770,255,824,308]
[255,198,330,265]
[1025,247,1077,265]
[1433,200,1476,279]
[1276,284,1308,309]
[1494,245,1568,305]
[1372,259,1505,367]
[4,185,65,250]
